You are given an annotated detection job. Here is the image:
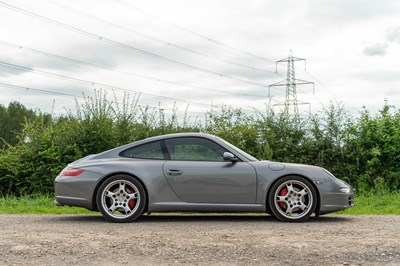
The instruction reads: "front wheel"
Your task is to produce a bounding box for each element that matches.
[268,176,317,222]
[96,175,146,223]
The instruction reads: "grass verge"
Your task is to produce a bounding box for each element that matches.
[0,195,95,214]
[0,193,399,215]
[337,192,400,215]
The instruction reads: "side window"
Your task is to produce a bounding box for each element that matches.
[165,137,227,161]
[120,141,164,159]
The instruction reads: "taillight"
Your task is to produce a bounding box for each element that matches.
[60,168,85,176]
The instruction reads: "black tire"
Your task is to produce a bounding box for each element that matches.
[265,202,272,216]
[96,175,147,223]
[268,176,317,222]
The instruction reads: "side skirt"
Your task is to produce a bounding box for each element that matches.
[149,202,265,212]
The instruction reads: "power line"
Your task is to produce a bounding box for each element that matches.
[0,60,216,108]
[273,55,361,113]
[0,60,264,113]
[116,0,276,63]
[268,50,314,116]
[0,40,269,99]
[304,70,361,113]
[0,81,84,99]
[49,0,275,74]
[0,1,270,90]
[0,81,210,116]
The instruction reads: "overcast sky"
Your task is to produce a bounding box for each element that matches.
[1,0,400,119]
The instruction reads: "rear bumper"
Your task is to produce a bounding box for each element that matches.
[54,170,103,211]
[54,196,92,209]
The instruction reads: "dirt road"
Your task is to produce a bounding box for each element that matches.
[0,214,399,265]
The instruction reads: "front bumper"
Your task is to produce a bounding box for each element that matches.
[316,179,355,214]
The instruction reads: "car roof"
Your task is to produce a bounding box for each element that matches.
[137,132,215,143]
[91,132,220,159]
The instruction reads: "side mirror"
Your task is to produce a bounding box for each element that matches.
[223,152,238,162]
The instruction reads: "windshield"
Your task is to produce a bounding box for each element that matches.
[216,137,258,161]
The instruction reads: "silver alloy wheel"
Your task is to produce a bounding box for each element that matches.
[101,180,140,219]
[273,180,313,219]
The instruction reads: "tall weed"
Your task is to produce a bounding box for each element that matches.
[0,91,399,196]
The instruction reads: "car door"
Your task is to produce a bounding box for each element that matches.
[162,137,257,204]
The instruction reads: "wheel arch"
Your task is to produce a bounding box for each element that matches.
[91,172,149,213]
[266,174,321,215]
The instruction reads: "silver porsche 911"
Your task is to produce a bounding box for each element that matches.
[55,133,355,222]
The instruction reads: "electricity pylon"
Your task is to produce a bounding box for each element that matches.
[268,50,314,116]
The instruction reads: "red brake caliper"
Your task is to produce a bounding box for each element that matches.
[128,188,136,209]
[128,199,135,209]
[279,187,288,208]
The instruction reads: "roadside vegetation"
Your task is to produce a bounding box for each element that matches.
[1,192,399,215]
[0,90,399,214]
[0,195,94,214]
[339,191,400,215]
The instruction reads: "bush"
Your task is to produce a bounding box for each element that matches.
[1,91,399,196]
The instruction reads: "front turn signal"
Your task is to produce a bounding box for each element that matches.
[339,187,351,193]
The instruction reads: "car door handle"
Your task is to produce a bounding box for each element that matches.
[166,169,183,176]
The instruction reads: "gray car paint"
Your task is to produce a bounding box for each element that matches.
[163,160,257,203]
[55,132,355,214]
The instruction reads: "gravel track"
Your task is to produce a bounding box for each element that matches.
[0,214,399,265]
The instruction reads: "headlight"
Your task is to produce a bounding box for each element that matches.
[322,168,337,180]
[339,187,351,193]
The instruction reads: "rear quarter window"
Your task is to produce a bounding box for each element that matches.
[120,141,164,159]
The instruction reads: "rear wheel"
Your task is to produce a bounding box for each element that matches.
[96,175,146,223]
[268,176,317,222]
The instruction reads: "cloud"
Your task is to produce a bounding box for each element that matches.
[0,54,33,77]
[387,27,400,43]
[362,42,388,56]
[308,0,400,23]
[0,65,31,77]
[348,69,400,83]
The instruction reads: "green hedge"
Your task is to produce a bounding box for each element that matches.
[0,92,399,196]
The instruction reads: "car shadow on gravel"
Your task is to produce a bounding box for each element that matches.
[49,214,353,224]
[137,214,352,223]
